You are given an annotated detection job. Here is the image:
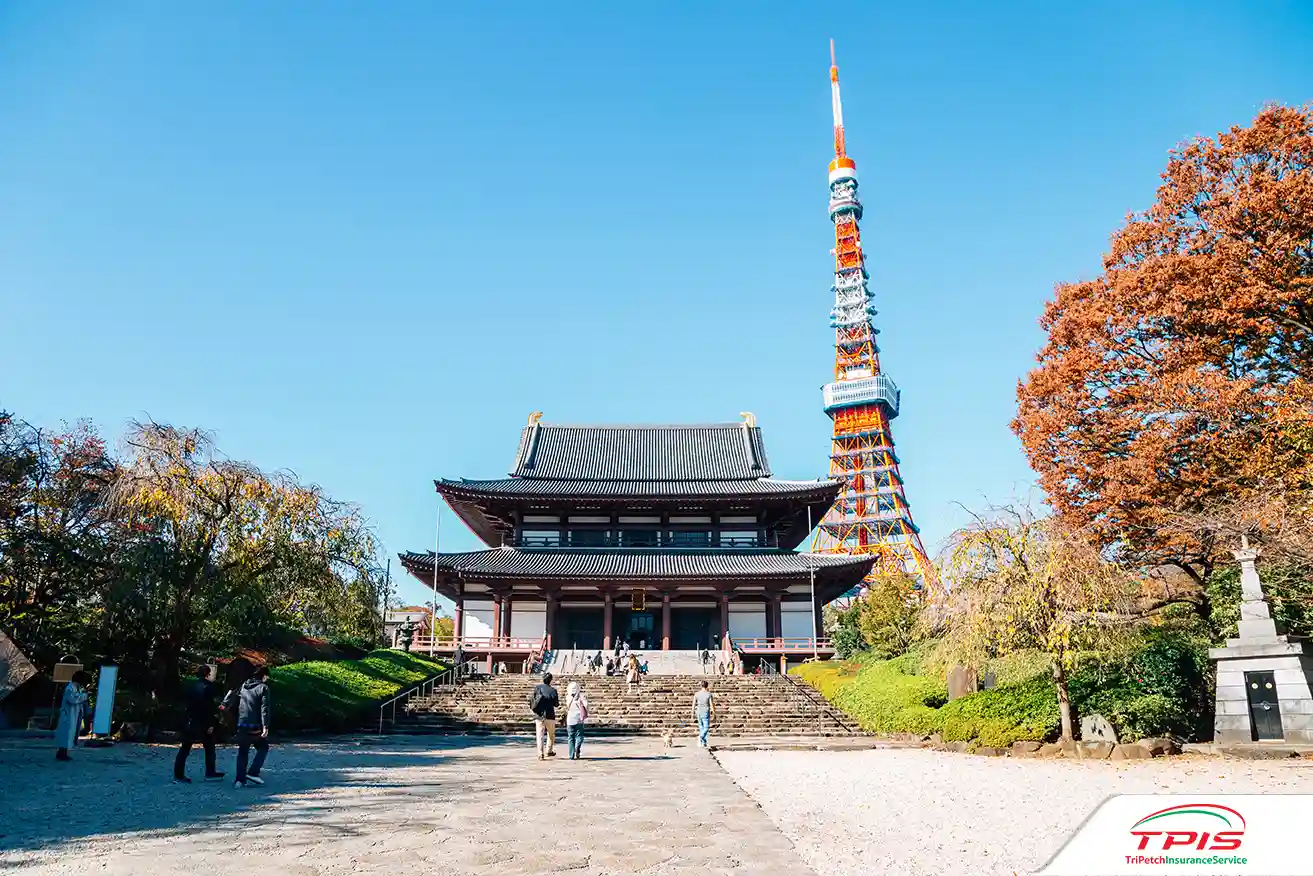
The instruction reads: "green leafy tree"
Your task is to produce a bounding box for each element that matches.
[854,573,923,658]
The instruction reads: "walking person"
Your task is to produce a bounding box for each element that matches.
[626,654,640,687]
[174,666,225,783]
[53,671,91,762]
[564,681,590,760]
[221,666,272,788]
[692,680,714,749]
[529,672,559,760]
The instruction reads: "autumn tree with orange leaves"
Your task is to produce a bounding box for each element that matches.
[1014,105,1313,603]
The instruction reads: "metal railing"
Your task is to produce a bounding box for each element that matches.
[760,658,859,734]
[376,657,478,735]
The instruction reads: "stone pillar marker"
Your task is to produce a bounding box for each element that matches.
[1209,541,1313,745]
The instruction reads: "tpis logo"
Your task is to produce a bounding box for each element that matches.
[1130,803,1246,852]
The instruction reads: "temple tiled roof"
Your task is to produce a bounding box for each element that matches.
[400,548,872,580]
[437,477,840,500]
[512,422,772,480]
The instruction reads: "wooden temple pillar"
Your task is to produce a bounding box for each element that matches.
[453,592,464,645]
[500,593,513,639]
[769,593,783,641]
[602,590,613,651]
[718,591,730,644]
[544,590,557,650]
[661,592,671,651]
[491,594,503,643]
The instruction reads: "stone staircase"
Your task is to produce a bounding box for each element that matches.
[392,673,863,737]
[544,649,714,676]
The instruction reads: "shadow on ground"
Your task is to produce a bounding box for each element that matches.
[0,733,613,856]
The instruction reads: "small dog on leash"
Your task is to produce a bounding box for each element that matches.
[661,728,676,749]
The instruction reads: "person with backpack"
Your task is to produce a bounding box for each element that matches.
[564,680,590,760]
[528,672,559,760]
[220,665,272,788]
[173,665,225,783]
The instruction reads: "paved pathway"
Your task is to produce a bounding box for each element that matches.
[0,735,811,876]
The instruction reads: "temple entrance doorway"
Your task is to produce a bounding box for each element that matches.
[671,607,719,650]
[610,608,658,650]
[555,607,603,651]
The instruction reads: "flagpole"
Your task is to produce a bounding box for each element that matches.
[808,504,817,659]
[431,503,440,657]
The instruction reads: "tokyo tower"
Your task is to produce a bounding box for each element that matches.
[813,41,935,592]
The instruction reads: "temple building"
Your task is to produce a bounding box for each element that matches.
[400,415,872,662]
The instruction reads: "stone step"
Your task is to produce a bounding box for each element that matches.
[381,670,862,738]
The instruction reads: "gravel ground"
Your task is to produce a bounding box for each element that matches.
[716,749,1313,876]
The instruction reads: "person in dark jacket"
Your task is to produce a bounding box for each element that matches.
[220,666,272,788]
[173,666,225,783]
[528,672,559,760]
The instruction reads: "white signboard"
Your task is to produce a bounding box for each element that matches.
[91,665,118,736]
[1042,794,1313,875]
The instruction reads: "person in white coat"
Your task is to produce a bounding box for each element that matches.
[54,670,91,761]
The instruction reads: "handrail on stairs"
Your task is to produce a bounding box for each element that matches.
[759,658,859,734]
[527,634,549,675]
[377,656,479,735]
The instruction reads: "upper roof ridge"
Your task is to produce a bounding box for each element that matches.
[530,422,751,430]
[509,421,774,481]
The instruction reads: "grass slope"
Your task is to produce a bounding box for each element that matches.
[793,651,1059,747]
[269,649,445,732]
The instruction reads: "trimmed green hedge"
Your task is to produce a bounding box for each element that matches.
[268,649,445,732]
[793,633,1211,746]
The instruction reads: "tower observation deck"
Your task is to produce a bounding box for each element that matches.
[812,41,935,593]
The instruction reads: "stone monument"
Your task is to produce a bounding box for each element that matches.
[947,665,978,701]
[1209,541,1313,745]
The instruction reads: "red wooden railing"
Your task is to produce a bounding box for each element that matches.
[731,637,834,652]
[404,635,544,652]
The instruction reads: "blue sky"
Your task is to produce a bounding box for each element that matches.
[2,2,1309,609]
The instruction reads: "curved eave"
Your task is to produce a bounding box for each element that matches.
[399,548,873,605]
[436,477,842,502]
[435,477,842,550]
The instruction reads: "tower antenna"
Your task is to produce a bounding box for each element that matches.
[829,38,846,159]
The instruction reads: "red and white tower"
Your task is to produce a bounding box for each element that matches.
[813,41,934,591]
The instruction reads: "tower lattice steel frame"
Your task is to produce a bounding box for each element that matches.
[812,42,934,594]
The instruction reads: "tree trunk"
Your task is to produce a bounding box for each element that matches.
[1052,659,1074,741]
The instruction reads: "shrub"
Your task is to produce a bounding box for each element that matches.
[269,648,444,732]
[793,637,1206,746]
[794,652,942,735]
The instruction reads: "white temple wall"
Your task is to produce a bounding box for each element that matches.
[728,603,767,640]
[780,603,815,639]
[510,602,547,640]
[462,599,495,639]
